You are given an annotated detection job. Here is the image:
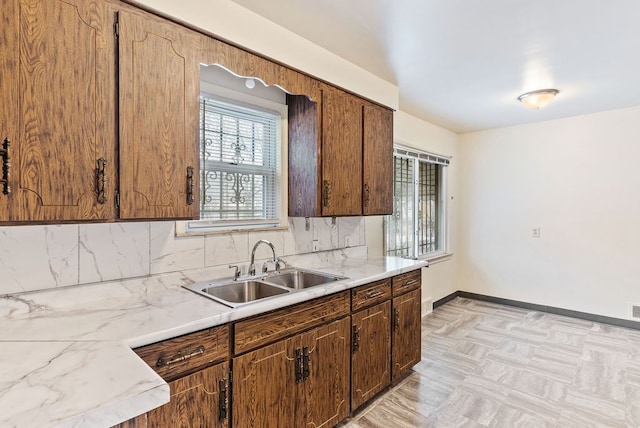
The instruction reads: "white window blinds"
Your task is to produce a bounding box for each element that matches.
[196,95,281,229]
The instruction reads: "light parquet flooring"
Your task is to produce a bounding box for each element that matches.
[341,297,640,428]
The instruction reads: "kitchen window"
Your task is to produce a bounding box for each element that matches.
[384,146,449,259]
[180,80,287,234]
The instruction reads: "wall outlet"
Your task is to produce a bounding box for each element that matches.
[312,240,319,252]
[532,227,541,238]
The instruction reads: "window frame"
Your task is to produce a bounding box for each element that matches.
[177,81,288,236]
[384,145,450,260]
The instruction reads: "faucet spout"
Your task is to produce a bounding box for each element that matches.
[249,239,277,276]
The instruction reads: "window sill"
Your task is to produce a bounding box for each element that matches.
[419,252,453,265]
[175,222,289,237]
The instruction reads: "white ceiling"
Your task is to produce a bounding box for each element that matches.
[230,0,640,133]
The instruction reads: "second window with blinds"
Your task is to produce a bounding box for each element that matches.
[183,80,287,233]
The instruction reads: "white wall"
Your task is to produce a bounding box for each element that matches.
[0,0,463,304]
[366,111,460,311]
[134,0,398,110]
[458,105,640,320]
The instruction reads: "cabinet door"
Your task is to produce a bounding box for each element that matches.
[351,301,391,410]
[363,104,393,215]
[146,361,229,428]
[392,288,422,381]
[321,87,362,216]
[300,317,351,427]
[232,337,298,427]
[287,94,320,217]
[118,8,199,220]
[3,0,117,222]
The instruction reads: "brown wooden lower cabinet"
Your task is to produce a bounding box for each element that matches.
[233,317,351,427]
[146,361,229,428]
[351,301,391,410]
[300,318,351,427]
[392,288,422,381]
[116,270,423,427]
[232,335,298,426]
[114,362,229,428]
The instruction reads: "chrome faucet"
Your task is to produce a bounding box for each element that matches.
[249,239,281,276]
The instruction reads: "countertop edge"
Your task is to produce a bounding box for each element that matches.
[1,257,427,427]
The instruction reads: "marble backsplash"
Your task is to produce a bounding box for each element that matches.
[0,217,366,295]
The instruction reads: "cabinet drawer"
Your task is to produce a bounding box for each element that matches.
[234,291,350,355]
[135,325,229,381]
[392,270,421,296]
[351,279,391,311]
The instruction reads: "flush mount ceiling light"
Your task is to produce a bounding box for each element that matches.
[517,89,559,110]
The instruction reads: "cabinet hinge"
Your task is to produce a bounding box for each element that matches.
[115,190,120,210]
[113,12,120,39]
[229,368,233,385]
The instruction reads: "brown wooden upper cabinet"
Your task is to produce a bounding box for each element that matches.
[287,85,393,217]
[363,102,394,215]
[1,0,118,222]
[118,8,200,220]
[0,0,199,223]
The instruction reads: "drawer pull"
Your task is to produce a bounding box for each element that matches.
[364,289,385,299]
[156,345,205,368]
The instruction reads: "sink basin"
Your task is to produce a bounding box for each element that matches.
[183,268,347,307]
[263,269,346,290]
[184,280,290,308]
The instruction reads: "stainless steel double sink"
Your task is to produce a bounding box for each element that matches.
[183,268,347,308]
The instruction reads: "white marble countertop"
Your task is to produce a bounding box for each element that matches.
[0,254,426,427]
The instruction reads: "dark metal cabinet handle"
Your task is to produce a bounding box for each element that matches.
[218,378,228,421]
[364,289,384,299]
[302,346,310,381]
[322,180,330,208]
[0,138,11,195]
[352,325,360,353]
[186,166,194,205]
[95,158,107,204]
[156,345,205,368]
[295,347,303,383]
[394,307,400,332]
[363,183,370,207]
